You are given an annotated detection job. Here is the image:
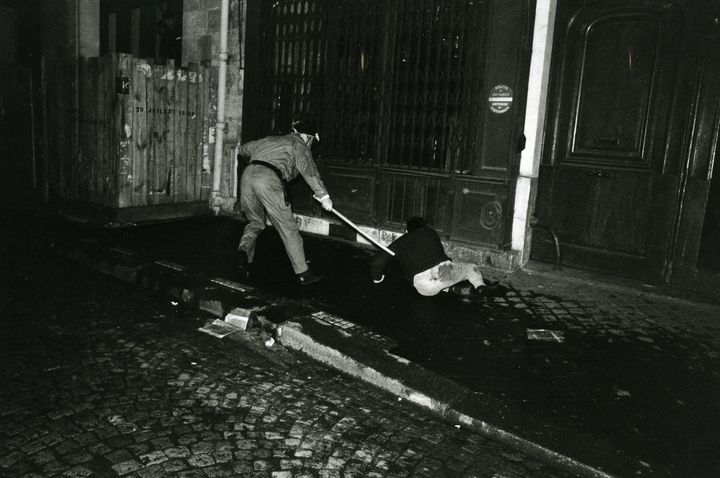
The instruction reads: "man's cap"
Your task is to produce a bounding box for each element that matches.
[291,119,320,139]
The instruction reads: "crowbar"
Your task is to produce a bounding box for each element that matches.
[314,197,395,256]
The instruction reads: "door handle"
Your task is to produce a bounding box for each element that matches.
[588,170,609,178]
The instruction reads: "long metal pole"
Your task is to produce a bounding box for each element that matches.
[330,208,396,256]
[314,198,395,256]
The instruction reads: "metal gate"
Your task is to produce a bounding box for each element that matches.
[247,0,484,172]
[242,0,531,248]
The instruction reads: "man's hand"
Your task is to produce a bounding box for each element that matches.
[318,195,333,211]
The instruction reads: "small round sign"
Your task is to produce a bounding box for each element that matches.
[488,85,513,114]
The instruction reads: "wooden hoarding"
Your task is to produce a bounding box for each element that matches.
[48,54,217,221]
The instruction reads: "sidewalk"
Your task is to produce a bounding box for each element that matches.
[42,215,720,477]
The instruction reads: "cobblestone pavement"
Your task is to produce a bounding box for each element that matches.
[0,235,572,477]
[83,217,720,477]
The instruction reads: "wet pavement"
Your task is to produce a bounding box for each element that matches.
[0,213,573,478]
[8,213,720,477]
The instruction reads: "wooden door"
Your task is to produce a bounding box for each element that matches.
[533,1,689,281]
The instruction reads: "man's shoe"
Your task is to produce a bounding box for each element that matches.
[449,283,479,298]
[476,281,508,298]
[297,270,323,285]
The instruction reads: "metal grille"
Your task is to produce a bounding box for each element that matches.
[268,0,325,134]
[382,0,483,171]
[263,0,485,172]
[323,0,383,163]
[385,173,452,232]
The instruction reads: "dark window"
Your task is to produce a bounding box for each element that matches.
[249,0,486,173]
[100,0,182,65]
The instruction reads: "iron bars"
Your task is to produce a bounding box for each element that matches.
[262,0,486,173]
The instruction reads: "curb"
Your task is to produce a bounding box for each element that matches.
[277,321,613,478]
[52,234,614,478]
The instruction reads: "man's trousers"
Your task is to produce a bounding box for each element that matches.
[412,260,486,296]
[238,164,308,274]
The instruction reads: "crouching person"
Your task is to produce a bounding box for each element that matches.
[369,217,488,297]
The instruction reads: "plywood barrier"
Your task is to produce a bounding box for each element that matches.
[47,54,217,213]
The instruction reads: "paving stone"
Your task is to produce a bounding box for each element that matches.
[137,464,167,478]
[63,465,94,477]
[112,459,142,475]
[325,456,345,469]
[139,450,168,466]
[177,470,206,478]
[271,471,292,478]
[162,458,188,473]
[271,448,291,459]
[128,443,150,455]
[5,461,32,476]
[106,436,134,449]
[254,447,272,459]
[19,439,46,454]
[317,470,341,478]
[104,449,133,464]
[64,450,93,465]
[54,439,82,455]
[279,458,303,469]
[164,446,191,458]
[0,242,583,478]
[29,448,55,465]
[187,453,215,468]
[190,441,214,454]
[213,450,233,464]
[177,435,196,445]
[42,432,66,447]
[0,451,24,468]
[231,460,254,474]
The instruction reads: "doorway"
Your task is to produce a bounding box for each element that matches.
[532,0,695,282]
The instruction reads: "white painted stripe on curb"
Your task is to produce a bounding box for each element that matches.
[406,392,436,410]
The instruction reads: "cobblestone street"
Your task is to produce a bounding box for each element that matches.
[0,236,570,477]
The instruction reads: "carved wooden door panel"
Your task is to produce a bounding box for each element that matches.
[534,1,685,281]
